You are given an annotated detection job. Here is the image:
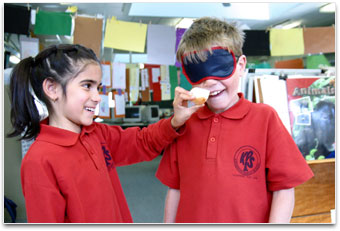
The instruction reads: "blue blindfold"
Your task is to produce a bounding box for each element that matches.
[181,47,237,84]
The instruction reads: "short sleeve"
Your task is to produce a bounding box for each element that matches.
[265,108,314,191]
[155,141,180,189]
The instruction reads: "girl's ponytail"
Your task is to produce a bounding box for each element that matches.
[7,57,42,140]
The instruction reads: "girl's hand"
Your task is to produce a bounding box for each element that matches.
[171,87,204,130]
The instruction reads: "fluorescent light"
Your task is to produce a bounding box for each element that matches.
[320,3,335,13]
[176,18,194,29]
[9,55,20,64]
[274,20,302,29]
[43,4,61,8]
[281,21,302,29]
[129,3,269,20]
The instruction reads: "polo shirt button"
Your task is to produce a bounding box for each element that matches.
[210,137,216,142]
[213,118,219,123]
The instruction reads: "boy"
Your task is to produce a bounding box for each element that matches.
[156,17,314,223]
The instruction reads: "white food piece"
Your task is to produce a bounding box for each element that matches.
[190,87,210,105]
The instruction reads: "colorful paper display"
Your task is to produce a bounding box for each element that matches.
[104,17,147,53]
[4,4,31,35]
[74,16,103,58]
[34,10,72,35]
[243,30,270,56]
[269,28,304,56]
[303,27,335,54]
[274,58,304,69]
[306,54,331,69]
[146,24,176,65]
[169,66,179,99]
[175,28,187,67]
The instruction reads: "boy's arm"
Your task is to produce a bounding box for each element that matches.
[268,188,295,223]
[164,188,180,223]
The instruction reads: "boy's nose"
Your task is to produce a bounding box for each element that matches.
[197,79,217,88]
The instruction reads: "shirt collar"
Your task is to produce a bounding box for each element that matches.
[36,119,96,146]
[197,93,251,120]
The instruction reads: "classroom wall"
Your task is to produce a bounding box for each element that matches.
[3,85,27,222]
[246,53,335,69]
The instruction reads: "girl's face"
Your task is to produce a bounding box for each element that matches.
[52,63,102,133]
[192,55,247,114]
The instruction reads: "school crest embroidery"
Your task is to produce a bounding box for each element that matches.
[234,145,261,176]
[101,142,114,170]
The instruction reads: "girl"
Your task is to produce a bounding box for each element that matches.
[7,44,201,223]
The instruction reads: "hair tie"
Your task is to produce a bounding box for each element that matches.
[28,82,49,121]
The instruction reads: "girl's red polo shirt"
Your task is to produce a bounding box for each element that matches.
[21,118,183,223]
[156,93,314,223]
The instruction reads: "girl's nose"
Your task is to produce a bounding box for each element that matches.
[92,89,101,103]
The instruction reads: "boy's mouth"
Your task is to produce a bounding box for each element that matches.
[209,89,224,97]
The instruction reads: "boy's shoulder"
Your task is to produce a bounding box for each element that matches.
[247,100,277,114]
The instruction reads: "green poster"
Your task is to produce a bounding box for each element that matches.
[34,11,72,36]
[169,65,178,100]
[179,68,192,91]
[306,54,330,69]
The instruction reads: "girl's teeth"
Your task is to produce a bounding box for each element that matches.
[85,107,94,112]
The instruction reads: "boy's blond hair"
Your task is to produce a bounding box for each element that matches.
[176,17,245,64]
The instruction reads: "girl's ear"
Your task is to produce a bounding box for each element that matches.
[42,78,61,102]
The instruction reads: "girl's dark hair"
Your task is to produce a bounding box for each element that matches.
[7,44,100,140]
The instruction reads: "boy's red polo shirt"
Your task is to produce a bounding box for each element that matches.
[156,93,314,223]
[21,118,182,223]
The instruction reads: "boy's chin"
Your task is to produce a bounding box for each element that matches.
[207,104,228,114]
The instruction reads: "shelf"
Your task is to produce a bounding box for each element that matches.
[291,158,335,223]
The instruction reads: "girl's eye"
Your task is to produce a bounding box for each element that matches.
[83,83,91,89]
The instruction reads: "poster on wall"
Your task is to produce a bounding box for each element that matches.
[286,76,335,160]
[98,93,111,119]
[20,36,39,59]
[113,91,126,118]
[101,63,111,87]
[112,62,126,89]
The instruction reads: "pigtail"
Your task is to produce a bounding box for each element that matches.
[7,57,41,140]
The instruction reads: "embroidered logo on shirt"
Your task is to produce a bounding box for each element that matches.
[234,145,261,176]
[101,143,114,170]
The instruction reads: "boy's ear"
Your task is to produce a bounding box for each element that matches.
[237,55,247,73]
[42,78,61,102]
